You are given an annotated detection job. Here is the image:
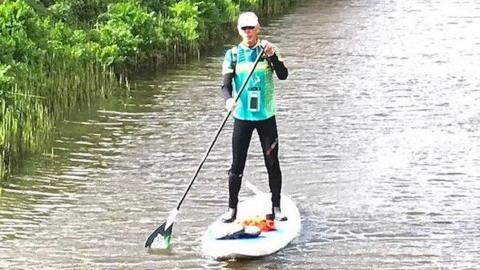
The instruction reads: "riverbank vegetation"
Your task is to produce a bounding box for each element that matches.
[0,0,301,180]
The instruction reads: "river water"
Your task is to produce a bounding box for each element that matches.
[2,0,480,269]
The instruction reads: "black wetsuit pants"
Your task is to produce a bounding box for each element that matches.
[228,116,282,209]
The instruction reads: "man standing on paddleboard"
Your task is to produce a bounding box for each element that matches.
[220,12,289,223]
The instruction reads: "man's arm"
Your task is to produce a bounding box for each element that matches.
[268,54,288,80]
[221,73,234,101]
[261,40,288,80]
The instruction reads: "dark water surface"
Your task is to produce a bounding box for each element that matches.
[2,0,480,269]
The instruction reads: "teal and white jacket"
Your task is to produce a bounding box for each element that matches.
[221,41,288,121]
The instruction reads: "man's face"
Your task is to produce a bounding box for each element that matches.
[238,25,259,44]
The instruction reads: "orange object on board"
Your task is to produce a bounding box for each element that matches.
[239,216,275,232]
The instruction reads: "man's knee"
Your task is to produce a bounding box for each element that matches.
[228,170,243,181]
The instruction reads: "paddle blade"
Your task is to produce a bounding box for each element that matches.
[145,222,174,249]
[145,209,177,249]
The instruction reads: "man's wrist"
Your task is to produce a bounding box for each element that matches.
[268,53,279,62]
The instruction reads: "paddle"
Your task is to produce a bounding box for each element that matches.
[145,45,266,249]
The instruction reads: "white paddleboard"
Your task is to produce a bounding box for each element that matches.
[201,183,301,260]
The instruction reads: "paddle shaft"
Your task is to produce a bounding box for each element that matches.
[175,46,266,210]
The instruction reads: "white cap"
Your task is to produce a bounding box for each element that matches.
[237,12,259,28]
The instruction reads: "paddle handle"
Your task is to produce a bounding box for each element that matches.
[175,46,266,210]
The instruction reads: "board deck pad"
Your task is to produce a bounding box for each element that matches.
[201,192,301,260]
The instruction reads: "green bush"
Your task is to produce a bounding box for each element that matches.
[48,0,111,26]
[0,1,47,64]
[138,0,177,14]
[0,64,13,89]
[95,1,159,67]
[169,0,200,45]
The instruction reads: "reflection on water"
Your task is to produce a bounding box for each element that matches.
[2,0,480,269]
